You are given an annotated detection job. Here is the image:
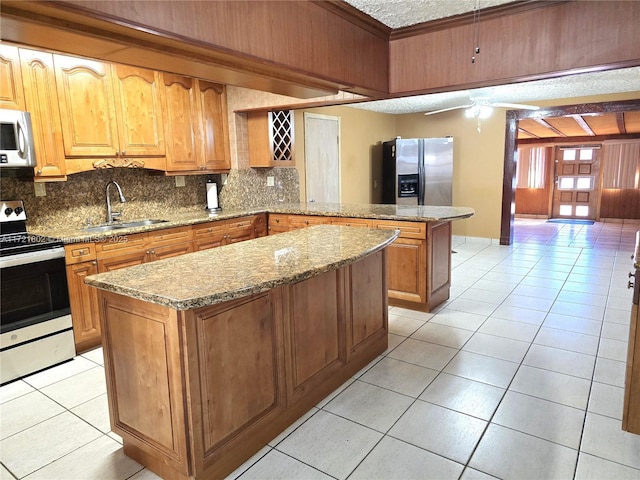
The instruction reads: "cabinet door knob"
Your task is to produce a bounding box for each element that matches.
[115,150,120,156]
[92,261,97,266]
[629,281,635,289]
[122,150,126,156]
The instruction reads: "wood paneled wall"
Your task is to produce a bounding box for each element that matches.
[515,188,550,216]
[600,189,640,219]
[2,0,389,97]
[389,1,640,94]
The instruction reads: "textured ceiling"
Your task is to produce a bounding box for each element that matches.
[343,0,516,28]
[350,67,640,115]
[341,1,640,120]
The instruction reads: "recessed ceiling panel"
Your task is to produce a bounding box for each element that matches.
[624,111,640,133]
[583,114,621,135]
[517,119,556,138]
[545,117,589,137]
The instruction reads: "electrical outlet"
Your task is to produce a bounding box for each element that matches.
[267,176,275,187]
[34,182,46,197]
[175,175,185,187]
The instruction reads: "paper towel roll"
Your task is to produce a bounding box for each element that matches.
[206,182,219,209]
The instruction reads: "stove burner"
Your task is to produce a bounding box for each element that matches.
[0,200,63,256]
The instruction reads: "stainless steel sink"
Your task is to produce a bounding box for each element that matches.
[83,219,168,233]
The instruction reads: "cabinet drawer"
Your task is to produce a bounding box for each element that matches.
[372,220,426,239]
[65,243,96,264]
[96,232,148,257]
[268,214,288,226]
[288,215,329,229]
[329,217,373,228]
[227,216,254,233]
[148,225,193,247]
[193,221,226,242]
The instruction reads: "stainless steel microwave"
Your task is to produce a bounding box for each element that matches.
[0,109,36,168]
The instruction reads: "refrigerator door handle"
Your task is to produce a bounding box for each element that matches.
[418,140,426,205]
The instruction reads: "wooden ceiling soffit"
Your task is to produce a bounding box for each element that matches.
[0,2,360,99]
[390,0,569,40]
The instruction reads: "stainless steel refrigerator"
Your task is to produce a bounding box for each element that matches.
[382,137,454,206]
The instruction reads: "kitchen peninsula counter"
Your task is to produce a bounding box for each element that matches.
[85,225,398,479]
[29,202,474,242]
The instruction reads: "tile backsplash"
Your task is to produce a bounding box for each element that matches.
[0,167,299,229]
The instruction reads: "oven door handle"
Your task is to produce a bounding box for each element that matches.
[0,246,65,269]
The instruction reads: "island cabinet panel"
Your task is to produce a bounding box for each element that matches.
[94,246,389,479]
[100,294,190,477]
[349,250,387,351]
[427,221,452,310]
[287,271,345,394]
[190,294,284,455]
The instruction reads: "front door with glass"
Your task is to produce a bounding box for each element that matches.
[551,146,600,220]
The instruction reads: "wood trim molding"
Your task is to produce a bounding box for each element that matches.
[390,0,569,40]
[518,133,640,145]
[312,1,391,40]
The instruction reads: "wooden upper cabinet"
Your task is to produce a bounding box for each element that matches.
[19,48,66,180]
[248,110,295,168]
[54,54,119,157]
[197,80,230,171]
[111,64,165,157]
[162,73,202,172]
[0,45,25,110]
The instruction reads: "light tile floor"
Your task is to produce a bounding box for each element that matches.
[2,219,640,479]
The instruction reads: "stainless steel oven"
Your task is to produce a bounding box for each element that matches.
[0,200,75,384]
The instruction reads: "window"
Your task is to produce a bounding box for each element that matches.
[516,146,549,189]
[602,141,640,189]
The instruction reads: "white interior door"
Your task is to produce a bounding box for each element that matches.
[304,113,340,203]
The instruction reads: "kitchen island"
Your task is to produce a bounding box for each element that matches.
[85,225,398,479]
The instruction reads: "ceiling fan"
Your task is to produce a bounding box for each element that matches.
[424,96,540,117]
[424,96,540,133]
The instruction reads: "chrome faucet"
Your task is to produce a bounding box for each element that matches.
[105,181,126,223]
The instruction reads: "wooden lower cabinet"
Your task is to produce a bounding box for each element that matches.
[386,237,426,304]
[193,214,266,251]
[66,216,265,352]
[97,250,388,479]
[66,260,101,353]
[271,214,452,312]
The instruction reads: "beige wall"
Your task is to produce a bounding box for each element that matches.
[294,91,639,240]
[294,106,397,203]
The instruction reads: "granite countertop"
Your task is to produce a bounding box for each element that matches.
[84,225,399,310]
[29,203,474,244]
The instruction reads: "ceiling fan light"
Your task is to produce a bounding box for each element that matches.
[465,106,479,118]
[479,105,493,119]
